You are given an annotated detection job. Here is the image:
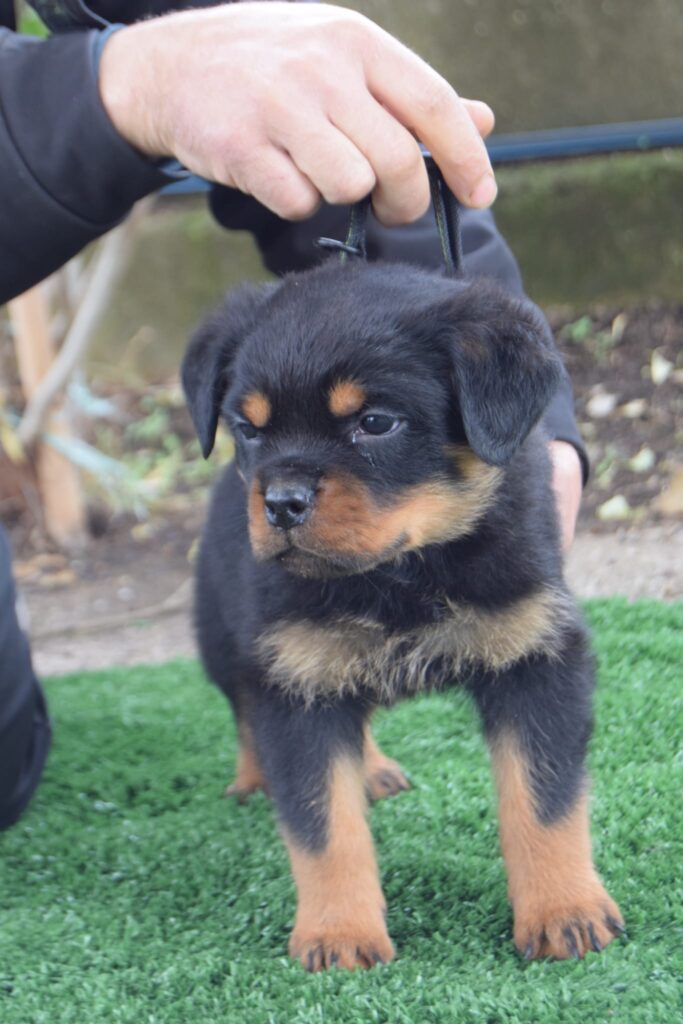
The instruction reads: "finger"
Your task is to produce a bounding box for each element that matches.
[278,117,378,207]
[462,98,495,139]
[330,93,430,225]
[364,41,497,210]
[222,145,322,221]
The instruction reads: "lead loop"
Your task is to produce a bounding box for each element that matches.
[315,153,464,277]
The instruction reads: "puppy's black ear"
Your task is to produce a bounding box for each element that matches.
[444,282,563,465]
[182,283,278,457]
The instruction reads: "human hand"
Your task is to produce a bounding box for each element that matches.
[549,440,583,552]
[98,2,496,224]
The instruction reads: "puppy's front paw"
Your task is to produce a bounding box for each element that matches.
[289,919,395,971]
[516,886,624,960]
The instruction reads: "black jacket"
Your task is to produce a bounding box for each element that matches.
[0,2,585,469]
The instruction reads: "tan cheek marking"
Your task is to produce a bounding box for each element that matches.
[246,445,501,567]
[242,391,271,428]
[409,444,503,546]
[258,586,576,704]
[491,732,623,959]
[385,466,502,548]
[248,481,269,550]
[379,446,503,549]
[328,379,366,418]
[247,479,289,559]
[285,756,394,971]
[305,451,502,561]
[309,475,399,557]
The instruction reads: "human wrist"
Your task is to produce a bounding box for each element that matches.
[549,440,583,552]
[98,19,172,158]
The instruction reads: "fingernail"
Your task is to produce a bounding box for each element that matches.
[469,173,497,208]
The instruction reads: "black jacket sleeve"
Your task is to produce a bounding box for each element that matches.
[210,187,588,478]
[0,27,169,304]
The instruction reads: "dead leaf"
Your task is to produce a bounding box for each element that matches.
[654,468,683,516]
[628,448,656,473]
[586,391,618,418]
[619,398,648,419]
[597,495,631,521]
[651,350,674,385]
[611,312,628,343]
[131,522,157,542]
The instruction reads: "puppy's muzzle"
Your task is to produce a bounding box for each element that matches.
[264,480,316,531]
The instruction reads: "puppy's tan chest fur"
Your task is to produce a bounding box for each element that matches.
[257,585,574,705]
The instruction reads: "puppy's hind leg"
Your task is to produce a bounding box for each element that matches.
[363,721,411,802]
[224,708,267,802]
[250,693,395,971]
[194,576,266,800]
[469,623,624,960]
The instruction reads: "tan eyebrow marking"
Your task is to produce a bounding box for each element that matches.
[328,380,366,418]
[242,391,271,428]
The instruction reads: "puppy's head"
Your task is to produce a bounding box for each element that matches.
[182,263,561,578]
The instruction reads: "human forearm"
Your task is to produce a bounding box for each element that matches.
[0,28,167,302]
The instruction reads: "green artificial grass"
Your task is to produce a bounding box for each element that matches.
[1,599,681,1023]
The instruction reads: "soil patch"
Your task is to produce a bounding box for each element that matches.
[551,303,682,528]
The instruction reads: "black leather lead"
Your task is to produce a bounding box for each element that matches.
[424,153,464,278]
[315,152,464,277]
[315,194,370,262]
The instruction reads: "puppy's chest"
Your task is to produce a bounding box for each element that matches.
[256,585,571,706]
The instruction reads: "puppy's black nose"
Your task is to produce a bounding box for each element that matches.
[264,482,315,530]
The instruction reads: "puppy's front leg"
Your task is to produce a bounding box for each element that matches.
[250,694,395,971]
[469,624,624,959]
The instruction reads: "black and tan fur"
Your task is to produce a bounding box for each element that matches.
[182,261,623,970]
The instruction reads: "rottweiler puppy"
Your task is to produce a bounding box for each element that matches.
[181,260,624,971]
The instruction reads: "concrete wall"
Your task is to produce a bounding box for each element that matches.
[341,0,683,132]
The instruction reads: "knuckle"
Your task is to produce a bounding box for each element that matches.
[278,50,316,85]
[414,76,455,119]
[279,187,321,221]
[324,166,375,205]
[219,144,253,188]
[332,8,371,43]
[383,141,421,183]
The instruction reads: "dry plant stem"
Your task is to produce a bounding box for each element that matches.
[8,287,86,549]
[17,208,144,448]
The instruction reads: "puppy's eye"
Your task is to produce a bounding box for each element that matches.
[236,421,260,441]
[358,413,400,436]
